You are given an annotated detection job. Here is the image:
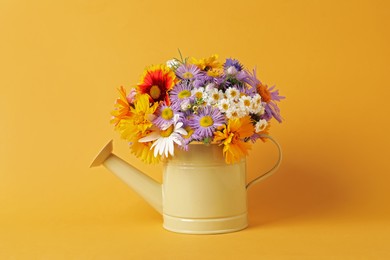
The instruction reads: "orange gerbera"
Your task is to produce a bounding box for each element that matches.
[137,64,176,104]
[214,116,255,164]
[110,86,132,126]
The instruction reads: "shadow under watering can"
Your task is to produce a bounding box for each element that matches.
[90,135,282,234]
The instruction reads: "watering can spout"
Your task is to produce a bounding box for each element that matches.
[90,140,162,214]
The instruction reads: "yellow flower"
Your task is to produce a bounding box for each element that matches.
[110,86,132,126]
[117,94,158,141]
[206,69,222,77]
[189,54,222,71]
[214,116,254,164]
[130,133,162,164]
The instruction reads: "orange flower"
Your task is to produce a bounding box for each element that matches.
[257,83,272,103]
[117,94,158,142]
[214,116,254,164]
[137,64,176,104]
[110,86,132,126]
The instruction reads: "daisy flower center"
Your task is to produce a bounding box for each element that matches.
[222,103,229,110]
[182,72,194,79]
[150,85,161,100]
[195,91,203,99]
[161,107,173,120]
[243,99,251,107]
[212,93,220,101]
[160,125,174,137]
[178,90,191,99]
[199,116,214,127]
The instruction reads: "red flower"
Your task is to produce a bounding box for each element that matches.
[137,64,177,104]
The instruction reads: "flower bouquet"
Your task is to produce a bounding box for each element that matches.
[111,53,284,164]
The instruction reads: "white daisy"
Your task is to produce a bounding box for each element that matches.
[255,119,268,133]
[249,94,264,114]
[239,95,252,113]
[192,87,207,101]
[138,115,187,158]
[218,98,231,113]
[226,104,246,119]
[207,88,223,105]
[225,87,240,101]
[252,94,262,106]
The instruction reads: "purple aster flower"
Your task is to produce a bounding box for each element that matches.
[214,75,226,86]
[235,70,248,81]
[224,58,244,71]
[153,102,180,130]
[176,64,202,80]
[169,81,194,111]
[189,106,226,140]
[193,74,212,88]
[262,94,284,123]
[177,112,198,149]
[243,68,261,88]
[244,69,285,122]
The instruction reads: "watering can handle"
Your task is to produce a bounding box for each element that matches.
[246,135,282,189]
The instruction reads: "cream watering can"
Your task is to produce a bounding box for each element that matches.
[90,135,282,234]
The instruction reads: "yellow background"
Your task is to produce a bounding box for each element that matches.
[1,0,390,259]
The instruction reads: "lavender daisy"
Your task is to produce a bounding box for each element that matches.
[245,69,285,122]
[169,81,194,111]
[224,58,244,72]
[176,64,202,80]
[153,102,179,130]
[193,74,212,88]
[189,106,226,140]
[179,111,197,150]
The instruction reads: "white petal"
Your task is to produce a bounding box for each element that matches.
[168,140,174,156]
[158,139,166,156]
[176,128,187,136]
[172,136,183,146]
[138,132,160,143]
[164,140,169,157]
[153,141,159,157]
[175,121,183,130]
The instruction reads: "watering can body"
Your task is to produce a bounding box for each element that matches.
[90,138,281,234]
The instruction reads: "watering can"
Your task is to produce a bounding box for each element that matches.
[90,135,282,234]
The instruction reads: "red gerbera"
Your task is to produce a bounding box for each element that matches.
[137,64,177,104]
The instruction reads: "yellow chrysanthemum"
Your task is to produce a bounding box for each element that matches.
[110,86,132,126]
[189,54,222,71]
[130,133,161,164]
[214,116,255,164]
[117,94,158,141]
